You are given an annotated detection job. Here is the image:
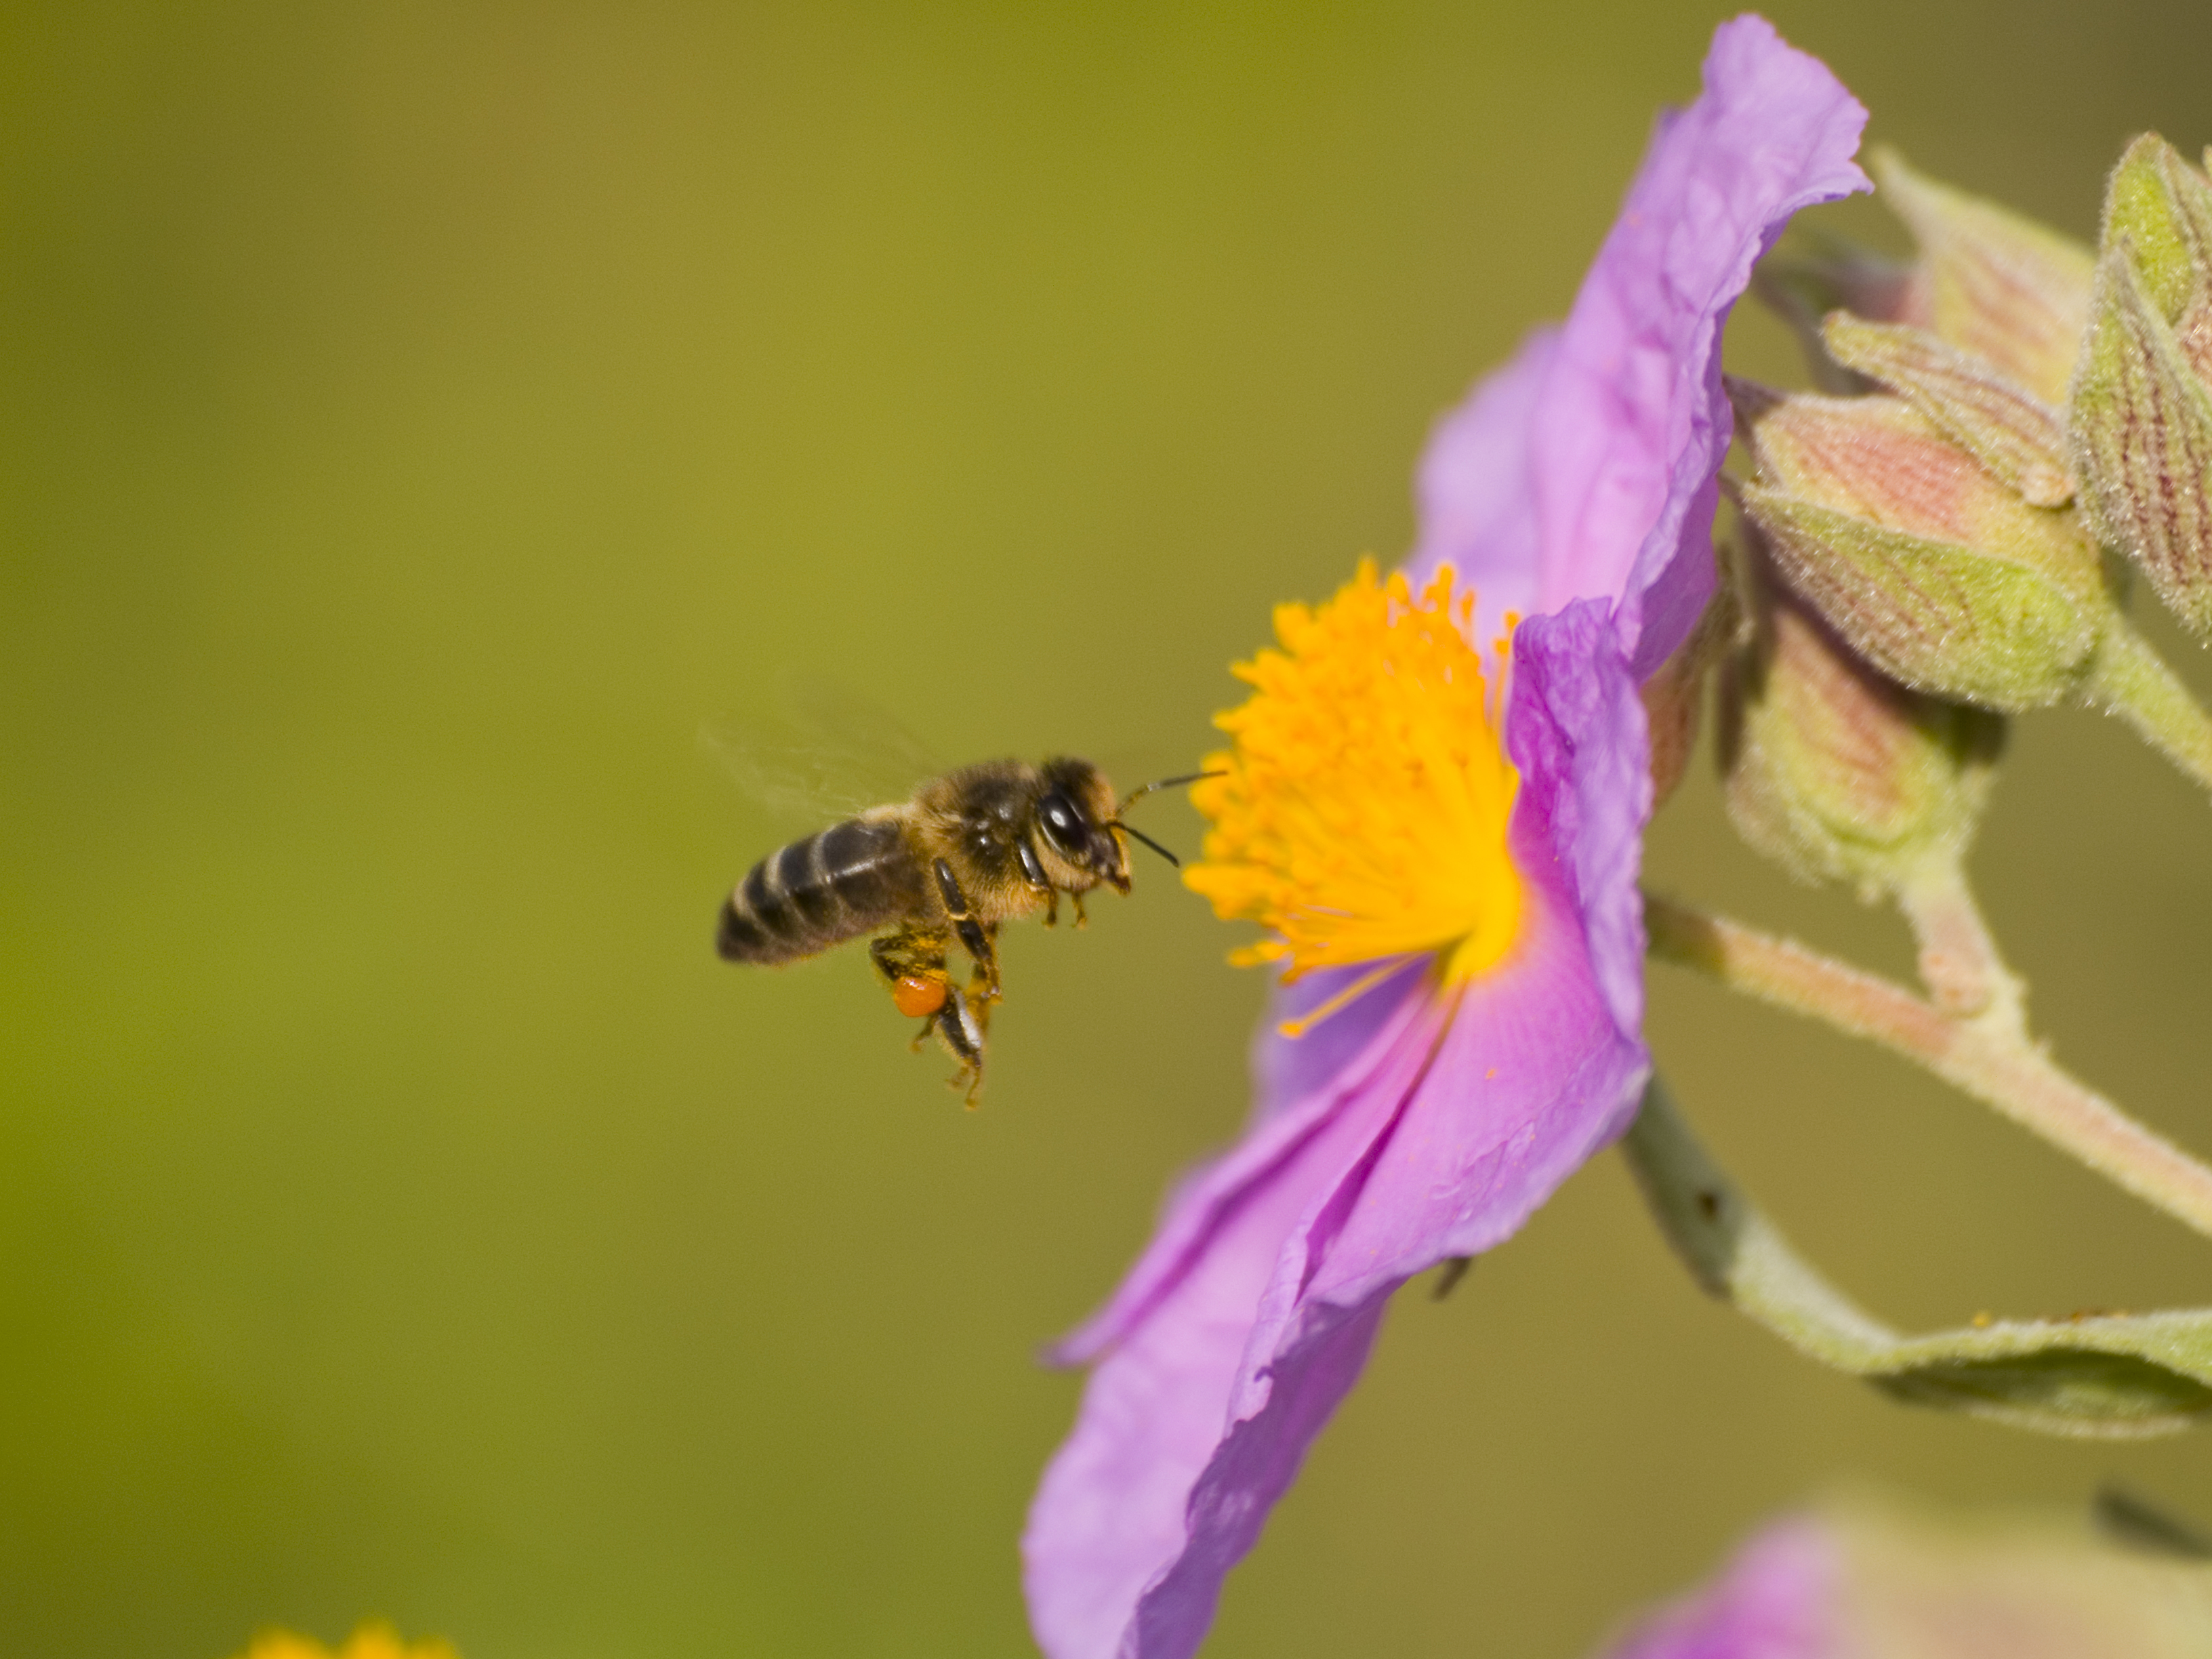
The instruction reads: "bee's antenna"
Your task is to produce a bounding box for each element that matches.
[1115,770,1225,816]
[1107,771,1221,869]
[1108,821,1182,867]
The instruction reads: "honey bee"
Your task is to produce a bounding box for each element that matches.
[716,758,1200,1102]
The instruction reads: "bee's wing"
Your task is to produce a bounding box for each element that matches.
[703,726,879,825]
[779,676,943,790]
[703,677,945,832]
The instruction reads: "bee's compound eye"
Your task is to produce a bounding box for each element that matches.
[892,975,948,1019]
[1037,790,1088,855]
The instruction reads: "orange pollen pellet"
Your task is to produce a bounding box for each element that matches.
[892,975,949,1018]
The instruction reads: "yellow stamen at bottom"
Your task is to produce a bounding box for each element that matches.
[1185,559,1523,1025]
[1275,956,1421,1039]
[234,1625,458,1659]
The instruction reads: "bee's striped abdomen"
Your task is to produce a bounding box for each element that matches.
[717,813,924,965]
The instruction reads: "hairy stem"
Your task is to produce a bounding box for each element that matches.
[1893,857,2028,1039]
[1622,1077,2212,1439]
[2085,615,2212,797]
[1646,890,2212,1242]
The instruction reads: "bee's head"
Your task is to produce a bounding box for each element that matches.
[1034,758,1132,894]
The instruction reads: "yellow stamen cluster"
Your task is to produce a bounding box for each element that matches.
[1186,560,1523,1000]
[232,1624,459,1659]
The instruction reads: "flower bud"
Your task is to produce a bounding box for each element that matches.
[1822,312,2072,506]
[2100,134,2212,340]
[1873,148,2095,405]
[1721,531,2003,901]
[1731,379,2109,710]
[1597,1499,2212,1659]
[2070,136,2212,638]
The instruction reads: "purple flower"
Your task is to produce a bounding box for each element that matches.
[1597,1521,1840,1659]
[1595,1502,2212,1658]
[1022,19,1868,1659]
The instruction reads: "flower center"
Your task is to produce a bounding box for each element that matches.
[1185,560,1523,1013]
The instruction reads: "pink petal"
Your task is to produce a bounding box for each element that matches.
[1509,596,1653,1039]
[1415,15,1870,676]
[1023,991,1448,1659]
[1252,956,1430,1126]
[1025,838,1647,1659]
[1298,846,1650,1311]
[1048,983,1437,1368]
[1595,1518,1839,1659]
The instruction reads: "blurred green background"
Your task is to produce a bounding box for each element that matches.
[7,3,2212,1656]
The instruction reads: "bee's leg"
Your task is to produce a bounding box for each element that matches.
[870,923,954,1039]
[937,981,986,1107]
[1070,891,1089,930]
[962,930,999,1035]
[1019,842,1059,929]
[869,922,985,1099]
[931,857,1001,1001]
[937,928,1002,1105]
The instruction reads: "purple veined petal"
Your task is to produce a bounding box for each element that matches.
[1027,834,1650,1659]
[1535,14,1869,672]
[1047,980,1441,1369]
[1120,1287,1394,1659]
[1410,16,1869,679]
[1509,597,1653,1039]
[1023,991,1450,1659]
[1595,1517,1839,1659]
[1252,956,1431,1126]
[1296,846,1651,1308]
[1026,609,1656,1658]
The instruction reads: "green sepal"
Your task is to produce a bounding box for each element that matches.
[1874,148,2095,405]
[1623,1078,2212,1438]
[2071,241,2212,639]
[1720,537,2004,900]
[2102,134,2212,327]
[1740,484,2097,710]
[1822,312,2072,506]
